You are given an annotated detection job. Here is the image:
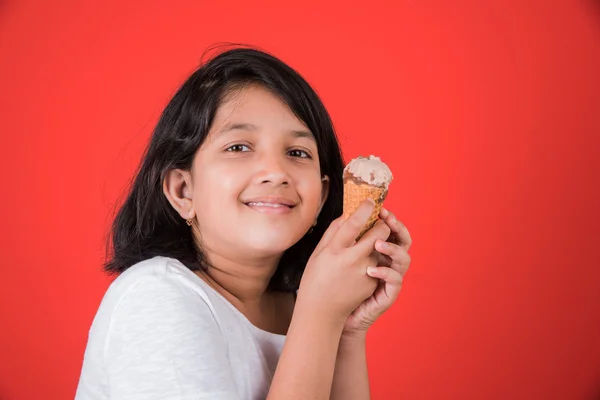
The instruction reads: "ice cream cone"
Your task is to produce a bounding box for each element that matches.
[343,179,387,239]
[342,155,393,240]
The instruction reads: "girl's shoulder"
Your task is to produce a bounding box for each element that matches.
[103,256,209,306]
[90,256,218,336]
[106,256,205,297]
[78,257,240,397]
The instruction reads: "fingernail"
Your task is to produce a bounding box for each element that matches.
[367,266,377,275]
[376,240,389,251]
[380,208,390,218]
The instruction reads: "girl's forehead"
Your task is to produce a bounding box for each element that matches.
[218,84,289,116]
[209,85,312,137]
[209,121,315,143]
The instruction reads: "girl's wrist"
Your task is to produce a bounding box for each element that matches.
[294,294,347,333]
[340,329,367,344]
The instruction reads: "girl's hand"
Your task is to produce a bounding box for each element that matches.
[297,200,391,324]
[342,208,412,337]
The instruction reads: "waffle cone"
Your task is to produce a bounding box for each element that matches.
[343,178,387,240]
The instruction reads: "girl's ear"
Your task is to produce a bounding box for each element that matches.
[315,175,330,223]
[163,169,195,221]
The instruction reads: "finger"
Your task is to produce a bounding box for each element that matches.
[375,240,411,275]
[352,219,391,255]
[313,216,344,254]
[368,266,403,303]
[380,208,412,251]
[379,207,390,219]
[366,266,403,288]
[333,199,377,248]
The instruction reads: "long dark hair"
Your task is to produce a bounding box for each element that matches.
[105,46,345,292]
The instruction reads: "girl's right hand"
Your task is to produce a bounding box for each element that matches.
[297,199,392,323]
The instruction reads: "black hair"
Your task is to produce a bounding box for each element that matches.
[105,45,345,292]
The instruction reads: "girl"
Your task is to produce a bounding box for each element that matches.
[75,47,412,400]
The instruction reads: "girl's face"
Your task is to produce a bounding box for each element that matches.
[189,84,329,259]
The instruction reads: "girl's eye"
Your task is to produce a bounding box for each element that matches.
[226,144,250,152]
[288,149,312,159]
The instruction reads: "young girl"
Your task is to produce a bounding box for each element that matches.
[75,47,412,400]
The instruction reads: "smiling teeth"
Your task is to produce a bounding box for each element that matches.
[247,202,287,207]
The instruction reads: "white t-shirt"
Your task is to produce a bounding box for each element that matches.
[75,256,286,400]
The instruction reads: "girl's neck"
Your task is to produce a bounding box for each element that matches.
[194,251,280,306]
[194,257,295,335]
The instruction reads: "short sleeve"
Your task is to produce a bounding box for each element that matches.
[104,275,239,400]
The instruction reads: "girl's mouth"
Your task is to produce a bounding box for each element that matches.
[244,201,295,214]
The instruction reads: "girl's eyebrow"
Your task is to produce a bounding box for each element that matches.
[216,122,315,141]
[292,130,316,141]
[219,122,257,134]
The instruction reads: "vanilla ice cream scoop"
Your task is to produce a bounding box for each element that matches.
[343,155,393,188]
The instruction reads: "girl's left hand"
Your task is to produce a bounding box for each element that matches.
[342,207,412,337]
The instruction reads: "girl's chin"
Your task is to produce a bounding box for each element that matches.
[240,234,303,254]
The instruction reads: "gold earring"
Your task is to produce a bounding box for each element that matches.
[186,219,193,226]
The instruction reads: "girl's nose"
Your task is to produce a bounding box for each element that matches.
[255,155,290,186]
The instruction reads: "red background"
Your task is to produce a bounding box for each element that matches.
[1,1,599,399]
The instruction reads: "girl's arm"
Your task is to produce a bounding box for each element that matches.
[330,332,370,400]
[267,298,346,400]
[330,208,413,400]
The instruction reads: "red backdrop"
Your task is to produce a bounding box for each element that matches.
[1,1,599,399]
